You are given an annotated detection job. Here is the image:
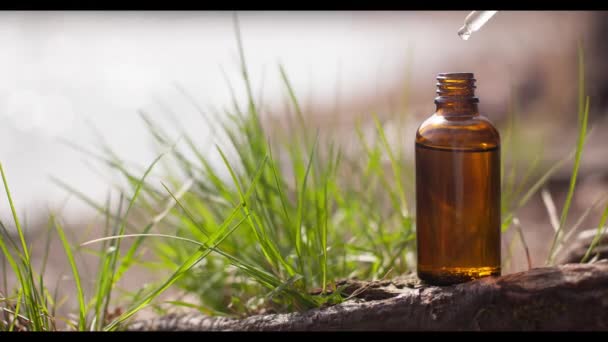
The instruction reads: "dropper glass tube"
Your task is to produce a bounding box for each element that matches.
[458,11,498,40]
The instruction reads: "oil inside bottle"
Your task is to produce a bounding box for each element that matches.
[416,144,501,285]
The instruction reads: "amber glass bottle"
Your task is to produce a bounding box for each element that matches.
[415,72,501,285]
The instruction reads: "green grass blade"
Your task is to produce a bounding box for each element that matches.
[373,114,409,216]
[215,146,278,267]
[103,211,248,331]
[54,217,87,330]
[8,289,23,331]
[580,202,608,263]
[267,142,293,226]
[113,178,194,283]
[0,228,23,306]
[546,96,589,265]
[106,152,166,280]
[501,149,575,231]
[557,194,608,256]
[294,135,319,275]
[0,164,30,265]
[51,177,107,217]
[83,233,205,249]
[0,163,45,330]
[321,174,328,293]
[233,12,258,119]
[279,64,304,122]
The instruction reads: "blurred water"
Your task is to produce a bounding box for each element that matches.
[0,11,590,226]
[0,11,420,223]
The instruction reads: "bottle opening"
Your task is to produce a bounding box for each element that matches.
[437,72,475,79]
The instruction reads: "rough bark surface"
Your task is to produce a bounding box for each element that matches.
[127,262,608,331]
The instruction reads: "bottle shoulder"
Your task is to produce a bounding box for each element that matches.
[415,113,500,151]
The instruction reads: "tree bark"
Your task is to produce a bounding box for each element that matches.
[127,262,608,331]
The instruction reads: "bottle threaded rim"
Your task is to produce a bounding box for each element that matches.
[437,72,475,80]
[435,72,478,103]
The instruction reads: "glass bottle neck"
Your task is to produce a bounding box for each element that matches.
[434,72,479,117]
[435,99,479,116]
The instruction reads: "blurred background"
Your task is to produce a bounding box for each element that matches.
[1,11,607,311]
